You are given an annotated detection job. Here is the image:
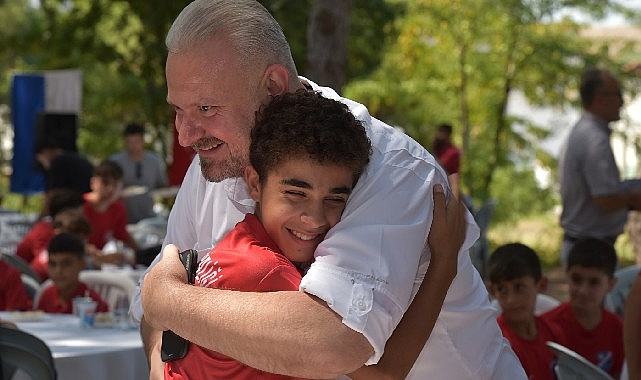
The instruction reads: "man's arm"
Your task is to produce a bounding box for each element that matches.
[140,316,165,379]
[142,256,371,378]
[593,191,641,212]
[624,273,641,380]
[347,184,466,380]
[141,184,462,379]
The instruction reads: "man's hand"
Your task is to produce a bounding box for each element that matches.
[140,244,187,331]
[428,184,467,280]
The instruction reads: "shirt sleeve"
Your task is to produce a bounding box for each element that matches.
[300,138,479,364]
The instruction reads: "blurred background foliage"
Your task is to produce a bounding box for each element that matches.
[0,0,640,264]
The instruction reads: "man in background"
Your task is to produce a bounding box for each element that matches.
[558,68,641,267]
[432,123,461,198]
[110,123,167,224]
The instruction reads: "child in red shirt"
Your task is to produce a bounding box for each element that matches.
[83,160,140,266]
[35,233,108,314]
[0,260,32,311]
[488,243,566,380]
[542,238,624,378]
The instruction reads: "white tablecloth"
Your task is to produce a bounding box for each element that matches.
[2,312,148,380]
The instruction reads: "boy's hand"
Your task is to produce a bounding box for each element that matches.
[428,184,467,280]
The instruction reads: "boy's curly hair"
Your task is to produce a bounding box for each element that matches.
[250,90,371,184]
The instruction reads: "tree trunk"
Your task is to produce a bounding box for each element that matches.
[305,0,352,93]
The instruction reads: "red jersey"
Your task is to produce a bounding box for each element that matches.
[0,261,32,311]
[16,219,55,281]
[542,302,623,377]
[435,143,461,175]
[497,314,566,380]
[83,199,131,249]
[35,281,109,314]
[165,214,305,380]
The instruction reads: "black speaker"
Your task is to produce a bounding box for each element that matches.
[34,112,78,152]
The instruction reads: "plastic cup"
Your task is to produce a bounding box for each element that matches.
[72,296,93,316]
[75,299,97,328]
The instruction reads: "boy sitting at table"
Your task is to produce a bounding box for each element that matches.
[542,237,624,378]
[35,233,109,314]
[487,242,567,380]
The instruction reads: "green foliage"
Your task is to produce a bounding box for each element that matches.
[345,0,633,221]
[1,0,640,228]
[487,212,563,268]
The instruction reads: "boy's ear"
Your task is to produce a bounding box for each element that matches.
[244,165,261,202]
[263,64,290,97]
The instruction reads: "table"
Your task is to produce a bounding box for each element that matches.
[1,312,149,380]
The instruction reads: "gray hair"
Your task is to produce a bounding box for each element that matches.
[166,0,298,79]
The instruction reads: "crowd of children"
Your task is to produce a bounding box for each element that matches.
[489,238,632,380]
[2,157,144,316]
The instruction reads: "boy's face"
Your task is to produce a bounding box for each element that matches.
[490,275,544,324]
[91,176,123,201]
[48,252,84,294]
[246,158,354,263]
[567,266,616,313]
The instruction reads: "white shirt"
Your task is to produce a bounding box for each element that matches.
[131,81,526,379]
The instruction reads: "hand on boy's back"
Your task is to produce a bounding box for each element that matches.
[428,184,467,279]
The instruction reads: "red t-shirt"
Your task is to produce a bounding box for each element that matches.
[542,302,624,377]
[0,261,32,311]
[83,199,131,249]
[35,281,109,314]
[497,314,566,380]
[16,220,55,281]
[435,143,461,175]
[165,214,304,380]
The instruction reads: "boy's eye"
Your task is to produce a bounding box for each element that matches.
[326,197,347,204]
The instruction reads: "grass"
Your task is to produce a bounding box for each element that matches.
[487,211,638,269]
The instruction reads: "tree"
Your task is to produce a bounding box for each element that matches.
[305,0,352,92]
[344,0,630,222]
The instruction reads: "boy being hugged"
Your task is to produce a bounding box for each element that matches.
[488,243,567,380]
[542,238,624,378]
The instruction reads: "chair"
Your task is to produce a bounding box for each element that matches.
[32,279,53,310]
[20,274,41,301]
[604,264,641,317]
[79,270,137,311]
[1,253,41,285]
[546,341,614,380]
[0,326,57,380]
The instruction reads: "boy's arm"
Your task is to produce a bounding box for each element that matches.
[348,185,466,380]
[624,273,641,380]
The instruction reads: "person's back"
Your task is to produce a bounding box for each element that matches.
[35,233,108,313]
[0,260,32,311]
[542,237,623,378]
[110,123,167,223]
[16,189,86,281]
[488,243,566,380]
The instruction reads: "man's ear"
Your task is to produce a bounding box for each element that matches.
[244,165,261,202]
[262,64,291,96]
